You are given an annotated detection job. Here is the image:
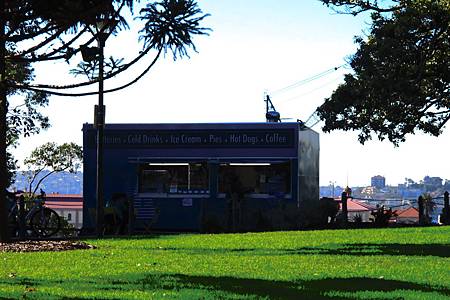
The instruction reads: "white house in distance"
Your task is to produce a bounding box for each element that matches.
[45,193,83,229]
[338,199,376,222]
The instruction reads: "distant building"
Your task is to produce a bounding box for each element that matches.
[423,176,443,190]
[338,198,376,222]
[371,175,386,189]
[45,193,83,229]
[360,186,375,197]
[394,207,419,224]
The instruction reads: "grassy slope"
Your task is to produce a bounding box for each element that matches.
[0,227,449,299]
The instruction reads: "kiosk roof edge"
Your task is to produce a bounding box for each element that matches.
[82,122,319,134]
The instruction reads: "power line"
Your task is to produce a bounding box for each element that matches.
[264,64,346,126]
[275,75,344,127]
[277,75,343,106]
[270,65,344,95]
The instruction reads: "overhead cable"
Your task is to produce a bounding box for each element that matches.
[270,64,344,95]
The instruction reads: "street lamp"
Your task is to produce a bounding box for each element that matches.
[82,18,117,237]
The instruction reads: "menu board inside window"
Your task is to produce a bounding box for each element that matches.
[138,162,209,194]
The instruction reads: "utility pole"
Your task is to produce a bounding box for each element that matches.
[91,19,117,237]
[95,33,105,238]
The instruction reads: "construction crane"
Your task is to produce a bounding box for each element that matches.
[264,93,321,128]
[264,94,281,122]
[264,64,344,127]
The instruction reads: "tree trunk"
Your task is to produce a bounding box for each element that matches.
[0,0,11,242]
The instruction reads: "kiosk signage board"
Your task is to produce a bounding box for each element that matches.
[85,129,295,148]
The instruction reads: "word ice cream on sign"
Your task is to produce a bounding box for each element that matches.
[125,134,203,144]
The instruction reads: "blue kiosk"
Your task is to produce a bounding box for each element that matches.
[82,122,319,232]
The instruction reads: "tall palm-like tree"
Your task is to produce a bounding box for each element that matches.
[0,0,210,242]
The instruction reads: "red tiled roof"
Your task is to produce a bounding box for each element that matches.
[45,194,83,209]
[396,207,419,218]
[338,199,376,212]
[45,201,82,209]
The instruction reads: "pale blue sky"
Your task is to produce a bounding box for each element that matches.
[12,0,450,186]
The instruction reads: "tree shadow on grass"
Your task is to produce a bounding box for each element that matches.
[283,243,450,258]
[146,243,450,258]
[170,274,450,299]
[1,273,448,300]
[0,276,121,300]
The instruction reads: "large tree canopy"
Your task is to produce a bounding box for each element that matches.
[317,0,450,145]
[0,0,210,242]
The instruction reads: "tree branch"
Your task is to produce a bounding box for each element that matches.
[437,114,450,131]
[7,23,61,42]
[321,0,403,15]
[430,110,450,116]
[9,3,127,63]
[27,44,157,89]
[9,48,162,97]
[10,26,88,60]
[32,169,58,196]
[27,167,45,195]
[419,99,441,114]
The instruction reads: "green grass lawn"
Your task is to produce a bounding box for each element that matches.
[1,226,449,299]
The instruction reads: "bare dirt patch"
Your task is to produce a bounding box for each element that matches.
[0,240,96,252]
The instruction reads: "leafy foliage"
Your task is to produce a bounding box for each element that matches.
[370,205,397,227]
[6,0,132,43]
[420,193,436,224]
[320,0,404,15]
[6,151,17,186]
[1,0,210,241]
[70,56,125,80]
[5,46,49,186]
[138,0,211,59]
[317,0,450,144]
[23,142,82,196]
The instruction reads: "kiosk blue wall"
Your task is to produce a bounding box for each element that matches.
[82,122,319,232]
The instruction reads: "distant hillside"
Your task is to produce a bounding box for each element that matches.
[10,171,83,194]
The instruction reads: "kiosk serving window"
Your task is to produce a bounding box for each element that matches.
[138,162,209,194]
[218,162,291,196]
